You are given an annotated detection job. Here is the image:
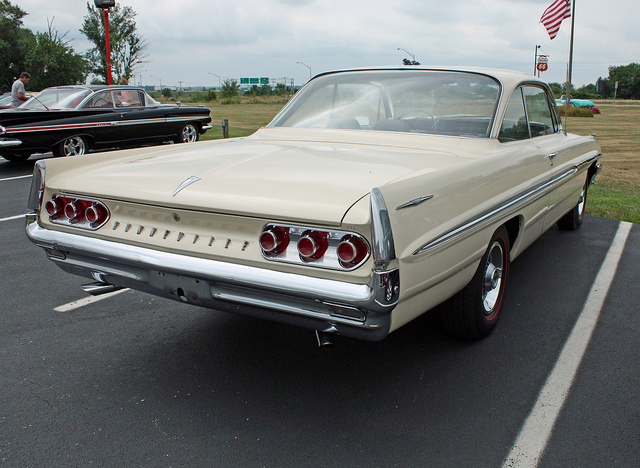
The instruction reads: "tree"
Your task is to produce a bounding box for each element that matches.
[402,58,420,66]
[24,20,89,89]
[220,79,240,98]
[548,82,563,97]
[0,0,32,91]
[604,63,640,99]
[80,2,147,84]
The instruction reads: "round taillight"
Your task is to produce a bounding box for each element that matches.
[337,235,368,267]
[45,198,64,217]
[259,226,289,256]
[64,200,89,222]
[85,204,107,226]
[298,230,328,261]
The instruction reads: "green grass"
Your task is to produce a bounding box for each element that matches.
[587,183,640,224]
[565,102,640,224]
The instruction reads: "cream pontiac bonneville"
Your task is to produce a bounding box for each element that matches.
[26,67,601,344]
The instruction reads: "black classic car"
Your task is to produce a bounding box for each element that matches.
[0,85,212,162]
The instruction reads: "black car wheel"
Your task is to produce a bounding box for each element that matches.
[441,226,510,340]
[175,123,199,143]
[53,136,88,157]
[557,177,588,231]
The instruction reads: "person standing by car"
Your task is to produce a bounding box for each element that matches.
[11,72,31,107]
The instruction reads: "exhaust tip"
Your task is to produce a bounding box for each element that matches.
[81,282,123,296]
[315,330,335,349]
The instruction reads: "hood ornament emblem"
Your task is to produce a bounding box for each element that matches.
[173,176,201,197]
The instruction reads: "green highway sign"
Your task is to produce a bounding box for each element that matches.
[240,77,271,85]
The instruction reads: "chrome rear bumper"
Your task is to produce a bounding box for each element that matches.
[26,221,397,340]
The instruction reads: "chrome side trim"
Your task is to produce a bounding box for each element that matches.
[413,166,579,255]
[165,116,211,123]
[4,116,210,134]
[7,121,120,133]
[396,195,434,210]
[0,138,22,147]
[577,153,600,171]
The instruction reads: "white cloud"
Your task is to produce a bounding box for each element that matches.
[15,0,640,88]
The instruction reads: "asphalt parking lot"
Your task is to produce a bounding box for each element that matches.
[1,155,639,467]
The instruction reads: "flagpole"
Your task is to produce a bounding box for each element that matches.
[565,0,576,131]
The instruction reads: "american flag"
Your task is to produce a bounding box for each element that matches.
[540,0,572,40]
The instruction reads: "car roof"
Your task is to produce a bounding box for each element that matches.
[314,66,544,90]
[41,85,146,92]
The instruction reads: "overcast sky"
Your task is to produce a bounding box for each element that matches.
[17,0,639,89]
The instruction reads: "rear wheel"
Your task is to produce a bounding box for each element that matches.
[53,136,87,157]
[174,123,199,143]
[441,226,510,339]
[557,178,588,231]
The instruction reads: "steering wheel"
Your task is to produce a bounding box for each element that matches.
[398,109,435,120]
[398,109,436,131]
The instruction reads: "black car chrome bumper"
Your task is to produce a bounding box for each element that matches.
[26,221,397,340]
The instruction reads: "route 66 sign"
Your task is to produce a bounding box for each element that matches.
[537,56,548,72]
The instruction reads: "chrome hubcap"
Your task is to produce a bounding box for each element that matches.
[182,125,197,142]
[482,241,504,314]
[63,137,86,156]
[577,186,586,217]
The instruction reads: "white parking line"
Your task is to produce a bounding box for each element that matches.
[503,221,633,467]
[0,214,28,222]
[55,288,130,312]
[0,174,32,182]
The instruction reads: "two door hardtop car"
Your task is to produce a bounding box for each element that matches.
[0,85,212,162]
[26,66,601,345]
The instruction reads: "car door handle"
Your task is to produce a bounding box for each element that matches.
[548,152,558,165]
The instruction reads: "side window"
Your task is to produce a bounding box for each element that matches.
[498,88,529,142]
[83,91,114,109]
[523,86,555,137]
[115,89,142,107]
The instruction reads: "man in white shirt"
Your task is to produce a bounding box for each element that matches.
[11,72,31,107]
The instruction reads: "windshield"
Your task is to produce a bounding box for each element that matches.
[270,70,501,137]
[22,88,92,110]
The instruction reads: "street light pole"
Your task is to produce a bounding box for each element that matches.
[138,70,147,86]
[296,62,312,80]
[150,75,162,90]
[208,72,221,88]
[397,47,416,63]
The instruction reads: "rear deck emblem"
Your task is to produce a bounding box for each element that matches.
[173,176,201,197]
